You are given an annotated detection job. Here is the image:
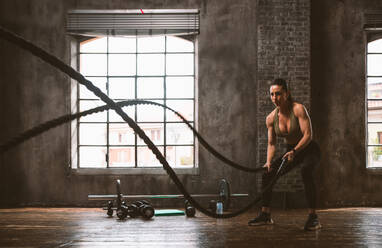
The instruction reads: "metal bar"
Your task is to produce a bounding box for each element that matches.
[88,193,248,200]
[68,9,200,14]
[79,52,195,55]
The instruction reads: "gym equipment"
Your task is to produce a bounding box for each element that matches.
[219,179,231,209]
[106,201,114,217]
[154,209,185,216]
[184,200,196,217]
[90,178,248,219]
[134,200,155,219]
[102,181,155,220]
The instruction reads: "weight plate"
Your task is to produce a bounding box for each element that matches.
[128,204,140,218]
[142,205,155,219]
[185,206,196,217]
[219,179,231,210]
[107,209,113,217]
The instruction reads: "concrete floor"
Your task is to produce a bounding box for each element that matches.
[1,207,382,247]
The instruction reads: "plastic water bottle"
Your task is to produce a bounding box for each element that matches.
[216,201,223,214]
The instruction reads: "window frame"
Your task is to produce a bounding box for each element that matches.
[69,35,199,175]
[366,32,382,171]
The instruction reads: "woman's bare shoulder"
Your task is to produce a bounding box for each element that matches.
[292,102,307,117]
[266,109,277,126]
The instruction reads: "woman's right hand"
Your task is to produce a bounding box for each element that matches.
[263,162,272,172]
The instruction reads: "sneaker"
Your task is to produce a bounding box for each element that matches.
[304,213,322,231]
[248,212,274,226]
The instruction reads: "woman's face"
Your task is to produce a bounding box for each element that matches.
[270,85,289,107]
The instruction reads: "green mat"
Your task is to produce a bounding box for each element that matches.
[154,209,185,216]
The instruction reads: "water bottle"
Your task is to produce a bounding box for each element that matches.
[216,201,223,214]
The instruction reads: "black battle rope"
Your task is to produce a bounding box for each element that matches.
[0,26,280,218]
[0,99,265,173]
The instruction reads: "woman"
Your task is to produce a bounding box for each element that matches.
[248,78,321,231]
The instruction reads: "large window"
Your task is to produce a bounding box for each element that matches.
[75,35,196,169]
[366,38,382,168]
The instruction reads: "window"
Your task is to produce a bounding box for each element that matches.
[67,9,200,171]
[366,38,382,168]
[75,35,196,169]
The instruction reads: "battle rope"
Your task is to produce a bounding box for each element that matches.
[0,99,265,173]
[0,26,275,218]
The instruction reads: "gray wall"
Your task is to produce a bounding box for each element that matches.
[0,0,258,207]
[311,0,382,207]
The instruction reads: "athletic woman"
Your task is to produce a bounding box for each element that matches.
[248,78,321,231]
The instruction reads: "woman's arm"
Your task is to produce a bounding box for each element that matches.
[283,103,312,161]
[293,103,313,153]
[265,112,277,171]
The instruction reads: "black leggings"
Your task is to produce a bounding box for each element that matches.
[261,141,321,208]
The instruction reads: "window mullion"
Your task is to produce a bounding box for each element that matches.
[77,41,81,169]
[106,36,110,168]
[193,38,196,169]
[135,34,138,168]
[164,35,167,163]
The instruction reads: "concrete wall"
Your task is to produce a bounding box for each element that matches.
[311,0,382,207]
[0,0,259,207]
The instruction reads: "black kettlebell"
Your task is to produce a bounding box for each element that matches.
[185,200,196,217]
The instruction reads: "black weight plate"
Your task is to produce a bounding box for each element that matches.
[107,209,113,217]
[185,206,196,217]
[219,179,231,210]
[106,200,114,216]
[117,207,127,220]
[142,205,155,219]
[128,204,140,218]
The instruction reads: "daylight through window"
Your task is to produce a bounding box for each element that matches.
[367,38,382,168]
[77,36,196,169]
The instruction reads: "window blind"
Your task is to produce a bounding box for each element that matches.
[66,9,200,37]
[364,11,382,30]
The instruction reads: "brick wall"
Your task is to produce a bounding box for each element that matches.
[256,0,310,193]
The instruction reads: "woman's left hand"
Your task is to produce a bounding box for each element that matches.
[283,150,295,162]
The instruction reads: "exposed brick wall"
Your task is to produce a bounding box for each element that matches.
[256,0,310,193]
